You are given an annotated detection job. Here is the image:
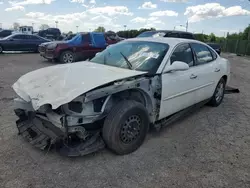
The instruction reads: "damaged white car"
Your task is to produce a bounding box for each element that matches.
[13,38,231,156]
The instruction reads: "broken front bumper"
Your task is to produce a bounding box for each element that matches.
[15,109,105,156]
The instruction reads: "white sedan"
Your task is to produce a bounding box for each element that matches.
[12,37,230,156]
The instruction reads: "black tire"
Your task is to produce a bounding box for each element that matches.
[102,100,149,155]
[208,78,226,107]
[59,51,75,63]
[0,45,3,53]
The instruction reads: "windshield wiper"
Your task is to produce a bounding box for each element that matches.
[120,52,133,70]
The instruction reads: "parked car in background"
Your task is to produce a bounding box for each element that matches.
[0,34,50,53]
[137,30,195,40]
[13,38,230,156]
[38,32,121,63]
[0,30,13,38]
[206,43,221,55]
[38,28,61,40]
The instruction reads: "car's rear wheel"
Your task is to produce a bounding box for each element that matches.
[208,78,226,107]
[60,51,75,63]
[102,100,149,155]
[0,45,3,53]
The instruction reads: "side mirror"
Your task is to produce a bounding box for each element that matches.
[164,61,189,73]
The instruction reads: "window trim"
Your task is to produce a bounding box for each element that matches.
[190,42,215,66]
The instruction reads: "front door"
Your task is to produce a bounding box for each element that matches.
[159,43,201,119]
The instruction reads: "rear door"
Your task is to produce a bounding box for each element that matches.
[189,43,222,102]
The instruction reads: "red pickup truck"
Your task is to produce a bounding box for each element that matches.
[39,32,122,63]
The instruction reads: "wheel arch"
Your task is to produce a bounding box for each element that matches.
[102,88,154,122]
[222,75,228,84]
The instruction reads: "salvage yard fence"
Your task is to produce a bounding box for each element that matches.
[220,39,250,56]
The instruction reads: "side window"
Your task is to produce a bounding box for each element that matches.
[166,32,179,38]
[209,48,217,60]
[180,33,194,39]
[30,35,39,40]
[190,43,213,65]
[13,35,25,39]
[170,43,194,67]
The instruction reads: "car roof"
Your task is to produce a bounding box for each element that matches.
[125,37,204,47]
[141,30,194,35]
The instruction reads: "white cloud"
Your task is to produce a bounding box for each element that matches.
[160,0,187,2]
[87,6,133,16]
[23,10,123,32]
[9,0,54,6]
[0,2,3,5]
[138,1,157,9]
[148,17,158,21]
[5,5,25,11]
[150,10,178,17]
[90,0,95,4]
[130,16,165,29]
[26,12,45,18]
[184,3,250,22]
[130,17,147,23]
[70,0,84,3]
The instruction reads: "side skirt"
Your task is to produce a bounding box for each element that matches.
[154,99,210,131]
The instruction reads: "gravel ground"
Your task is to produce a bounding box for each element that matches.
[0,53,249,188]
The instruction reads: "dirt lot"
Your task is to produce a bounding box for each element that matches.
[0,53,249,188]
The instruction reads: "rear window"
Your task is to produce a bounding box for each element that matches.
[137,31,166,38]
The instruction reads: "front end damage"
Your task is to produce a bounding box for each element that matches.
[14,99,105,156]
[13,75,161,156]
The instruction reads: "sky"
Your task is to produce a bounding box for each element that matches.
[0,0,249,36]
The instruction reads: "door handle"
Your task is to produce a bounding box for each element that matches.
[190,74,197,79]
[214,68,220,72]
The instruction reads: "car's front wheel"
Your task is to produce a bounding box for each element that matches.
[60,51,75,63]
[102,100,149,155]
[208,77,226,107]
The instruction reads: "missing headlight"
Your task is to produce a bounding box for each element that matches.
[68,102,83,113]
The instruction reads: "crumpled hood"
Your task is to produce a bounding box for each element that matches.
[12,61,146,110]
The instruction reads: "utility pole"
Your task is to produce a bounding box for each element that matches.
[186,20,188,32]
[0,23,2,30]
[124,25,127,31]
[76,26,79,33]
[55,21,58,28]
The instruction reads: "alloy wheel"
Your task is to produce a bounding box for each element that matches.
[215,82,224,103]
[63,53,74,63]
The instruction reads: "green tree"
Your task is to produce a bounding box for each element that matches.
[209,33,216,42]
[94,26,105,32]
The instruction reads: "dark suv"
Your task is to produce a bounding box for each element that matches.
[137,30,195,40]
[38,28,61,40]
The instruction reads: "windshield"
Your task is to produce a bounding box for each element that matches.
[137,31,166,38]
[90,41,169,73]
